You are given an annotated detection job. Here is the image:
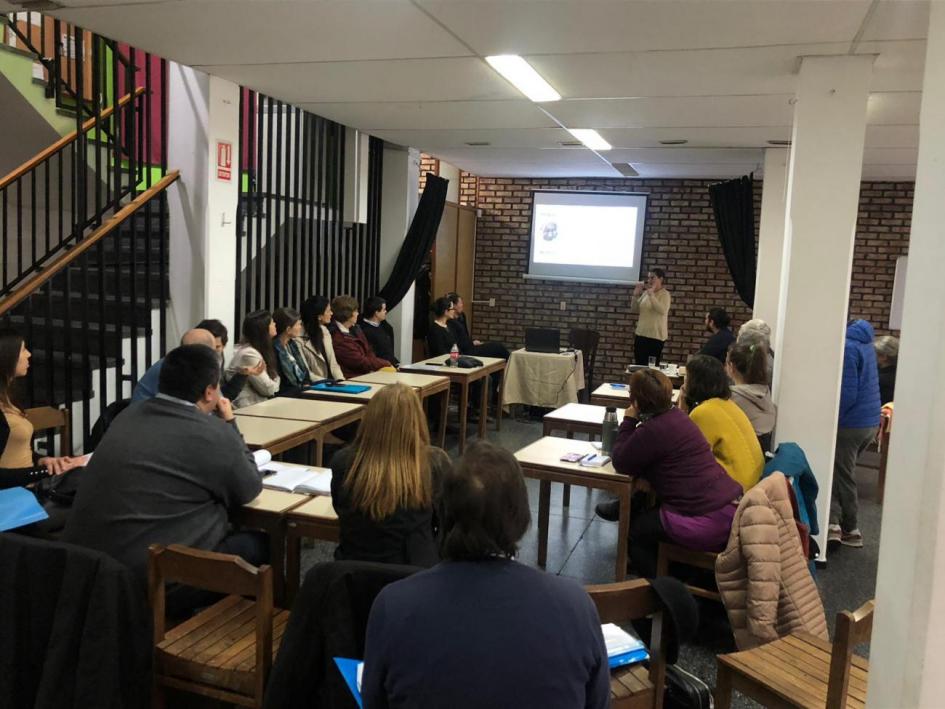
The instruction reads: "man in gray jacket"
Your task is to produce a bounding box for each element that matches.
[64,344,264,612]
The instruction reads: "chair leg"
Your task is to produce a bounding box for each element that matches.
[714,664,733,709]
[152,680,166,709]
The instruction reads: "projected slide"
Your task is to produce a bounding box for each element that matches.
[527,191,648,284]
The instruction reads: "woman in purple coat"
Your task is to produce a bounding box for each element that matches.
[611,368,743,577]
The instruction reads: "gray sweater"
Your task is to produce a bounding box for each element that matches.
[63,397,262,579]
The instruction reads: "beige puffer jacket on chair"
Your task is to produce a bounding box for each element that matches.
[715,472,828,650]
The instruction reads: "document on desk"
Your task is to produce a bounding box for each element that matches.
[602,623,649,668]
[262,466,333,495]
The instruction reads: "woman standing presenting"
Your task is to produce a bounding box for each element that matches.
[631,268,671,366]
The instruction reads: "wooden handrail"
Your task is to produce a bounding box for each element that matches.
[0,170,180,318]
[0,87,147,190]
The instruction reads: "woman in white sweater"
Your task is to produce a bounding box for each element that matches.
[297,295,345,381]
[227,309,281,408]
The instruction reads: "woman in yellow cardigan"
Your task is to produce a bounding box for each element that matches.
[679,354,763,491]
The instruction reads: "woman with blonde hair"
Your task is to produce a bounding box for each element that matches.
[330,383,451,566]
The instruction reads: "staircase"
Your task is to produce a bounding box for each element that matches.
[0,10,176,449]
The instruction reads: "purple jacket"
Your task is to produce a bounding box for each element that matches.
[611,407,742,516]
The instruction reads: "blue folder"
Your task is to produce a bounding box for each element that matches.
[334,657,363,708]
[310,383,371,395]
[0,487,48,532]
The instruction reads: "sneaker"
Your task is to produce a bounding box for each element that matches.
[841,529,864,548]
[827,524,842,544]
[595,498,620,522]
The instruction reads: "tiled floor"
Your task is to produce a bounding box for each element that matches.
[301,414,883,708]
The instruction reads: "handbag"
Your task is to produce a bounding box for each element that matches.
[664,665,713,709]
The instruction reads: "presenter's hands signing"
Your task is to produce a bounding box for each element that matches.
[632,283,644,297]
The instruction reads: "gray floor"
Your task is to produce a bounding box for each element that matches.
[301,414,882,707]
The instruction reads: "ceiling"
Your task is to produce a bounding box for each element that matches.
[19,0,929,179]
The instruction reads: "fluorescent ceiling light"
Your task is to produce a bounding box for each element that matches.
[567,129,612,151]
[485,55,560,102]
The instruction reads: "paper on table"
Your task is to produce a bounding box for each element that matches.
[262,466,333,495]
[253,449,272,468]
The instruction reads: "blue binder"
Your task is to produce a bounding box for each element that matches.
[0,487,48,532]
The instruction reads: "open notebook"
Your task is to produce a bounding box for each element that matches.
[254,449,332,495]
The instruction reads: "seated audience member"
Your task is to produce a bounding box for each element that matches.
[330,295,393,378]
[226,310,280,408]
[63,344,265,611]
[131,327,217,402]
[699,307,736,362]
[679,354,764,491]
[331,383,451,566]
[0,328,79,489]
[874,335,899,404]
[298,295,345,381]
[605,369,743,577]
[829,319,881,548]
[361,441,609,709]
[726,340,777,452]
[196,318,265,401]
[446,292,510,359]
[360,296,399,366]
[426,296,459,357]
[273,307,314,394]
[737,318,774,384]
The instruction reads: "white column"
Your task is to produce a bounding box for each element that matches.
[752,148,789,335]
[868,3,945,706]
[167,65,240,358]
[379,145,420,364]
[771,55,873,557]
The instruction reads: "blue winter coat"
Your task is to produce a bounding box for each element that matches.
[839,320,881,429]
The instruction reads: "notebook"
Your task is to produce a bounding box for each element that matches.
[334,657,364,708]
[309,382,371,394]
[262,466,333,495]
[0,487,49,532]
[602,623,649,668]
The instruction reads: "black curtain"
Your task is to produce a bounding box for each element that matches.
[377,173,448,310]
[709,175,756,308]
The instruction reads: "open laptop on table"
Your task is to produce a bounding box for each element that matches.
[525,327,561,353]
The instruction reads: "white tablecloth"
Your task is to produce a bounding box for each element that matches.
[502,348,585,409]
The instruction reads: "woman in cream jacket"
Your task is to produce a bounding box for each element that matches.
[297,295,345,381]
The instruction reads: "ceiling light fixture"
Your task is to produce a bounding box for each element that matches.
[464,141,491,146]
[485,55,560,102]
[767,139,792,146]
[659,139,688,145]
[611,162,639,177]
[567,129,612,151]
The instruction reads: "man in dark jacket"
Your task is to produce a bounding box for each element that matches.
[446,292,510,359]
[828,319,881,548]
[698,307,736,362]
[330,295,393,378]
[359,296,399,365]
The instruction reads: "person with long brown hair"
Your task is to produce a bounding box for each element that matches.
[226,309,280,408]
[0,328,79,489]
[330,383,451,566]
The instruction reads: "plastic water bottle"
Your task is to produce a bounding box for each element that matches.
[449,344,460,367]
[601,407,619,454]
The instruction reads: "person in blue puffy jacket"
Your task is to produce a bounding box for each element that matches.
[828,319,881,548]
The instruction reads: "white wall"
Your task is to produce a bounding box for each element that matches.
[438,159,460,203]
[753,148,788,337]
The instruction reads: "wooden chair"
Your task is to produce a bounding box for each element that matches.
[148,544,290,709]
[656,542,721,603]
[714,600,874,709]
[569,328,601,398]
[586,578,668,709]
[857,409,892,504]
[24,405,72,456]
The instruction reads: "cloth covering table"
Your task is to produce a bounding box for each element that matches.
[502,348,585,409]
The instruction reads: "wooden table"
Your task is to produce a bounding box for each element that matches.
[284,495,339,604]
[350,370,451,448]
[233,415,321,456]
[399,355,507,453]
[626,364,686,389]
[589,383,631,409]
[233,487,311,607]
[514,436,632,581]
[301,382,387,404]
[236,398,365,465]
[543,403,607,438]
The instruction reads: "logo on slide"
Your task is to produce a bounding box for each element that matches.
[541,222,559,242]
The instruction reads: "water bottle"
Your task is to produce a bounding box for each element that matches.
[601,407,619,454]
[449,344,460,367]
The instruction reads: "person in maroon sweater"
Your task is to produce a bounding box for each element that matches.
[329,294,392,378]
[611,368,742,577]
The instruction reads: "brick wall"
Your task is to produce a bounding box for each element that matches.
[459,175,912,383]
[418,153,438,192]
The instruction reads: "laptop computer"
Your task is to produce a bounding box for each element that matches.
[525,327,561,353]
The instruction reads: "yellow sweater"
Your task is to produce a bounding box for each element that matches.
[631,288,671,341]
[689,398,764,491]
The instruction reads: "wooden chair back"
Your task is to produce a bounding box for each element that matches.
[148,543,275,703]
[569,328,601,392]
[586,578,667,709]
[24,406,72,456]
[826,600,874,709]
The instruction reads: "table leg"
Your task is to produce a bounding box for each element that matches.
[562,429,573,508]
[495,368,506,431]
[285,532,301,608]
[537,479,551,570]
[437,387,450,449]
[458,382,469,454]
[615,485,631,582]
[269,523,287,608]
[478,373,489,440]
[312,436,325,467]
